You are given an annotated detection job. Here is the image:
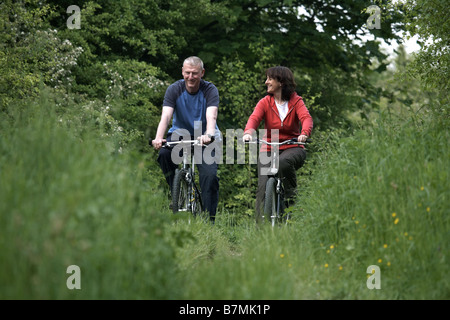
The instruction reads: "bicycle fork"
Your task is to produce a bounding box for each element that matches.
[185,169,193,211]
[183,149,198,213]
[276,178,285,219]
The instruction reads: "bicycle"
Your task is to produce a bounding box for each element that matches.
[150,138,209,222]
[246,138,310,227]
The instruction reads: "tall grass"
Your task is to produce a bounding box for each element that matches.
[0,98,181,299]
[296,110,449,299]
[1,95,447,299]
[173,108,449,299]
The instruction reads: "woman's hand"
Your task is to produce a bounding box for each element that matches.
[298,134,308,143]
[243,133,252,142]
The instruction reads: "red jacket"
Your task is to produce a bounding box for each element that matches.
[244,93,313,152]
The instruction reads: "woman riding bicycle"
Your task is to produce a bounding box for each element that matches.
[242,66,313,223]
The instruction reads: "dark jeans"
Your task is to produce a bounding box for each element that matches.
[255,147,306,223]
[157,135,219,221]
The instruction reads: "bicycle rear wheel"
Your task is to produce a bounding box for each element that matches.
[172,168,188,213]
[264,177,278,227]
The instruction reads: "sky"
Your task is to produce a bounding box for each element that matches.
[381,33,421,56]
[296,3,422,58]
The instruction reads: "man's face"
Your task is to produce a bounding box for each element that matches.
[182,63,204,93]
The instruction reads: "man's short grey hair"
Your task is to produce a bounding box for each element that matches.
[183,56,204,70]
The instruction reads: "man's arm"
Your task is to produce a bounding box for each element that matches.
[199,106,218,144]
[206,106,218,135]
[152,106,174,150]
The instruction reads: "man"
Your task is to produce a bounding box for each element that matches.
[152,56,220,222]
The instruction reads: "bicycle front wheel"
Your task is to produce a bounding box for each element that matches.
[172,168,188,213]
[191,183,205,220]
[264,177,278,227]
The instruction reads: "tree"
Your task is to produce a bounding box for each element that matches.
[177,0,405,129]
[0,0,59,109]
[401,0,449,104]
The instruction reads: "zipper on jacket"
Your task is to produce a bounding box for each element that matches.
[271,96,299,128]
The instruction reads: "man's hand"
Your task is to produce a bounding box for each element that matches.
[152,138,166,150]
[198,134,213,145]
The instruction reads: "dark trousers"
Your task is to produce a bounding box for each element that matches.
[255,147,306,222]
[157,136,219,221]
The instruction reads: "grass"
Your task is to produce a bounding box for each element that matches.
[0,98,181,299]
[170,108,449,300]
[0,96,448,299]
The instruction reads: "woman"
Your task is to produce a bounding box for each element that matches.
[243,66,313,223]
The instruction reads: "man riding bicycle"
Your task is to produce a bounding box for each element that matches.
[151,56,220,222]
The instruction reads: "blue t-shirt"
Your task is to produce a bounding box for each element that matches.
[163,79,220,137]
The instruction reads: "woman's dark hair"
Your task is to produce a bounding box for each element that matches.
[266,66,296,101]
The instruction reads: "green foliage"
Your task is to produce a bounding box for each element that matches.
[401,0,449,99]
[213,44,272,215]
[0,96,181,299]
[102,59,168,147]
[170,107,449,299]
[0,1,57,108]
[182,0,404,128]
[296,109,449,298]
[215,58,262,129]
[1,0,448,300]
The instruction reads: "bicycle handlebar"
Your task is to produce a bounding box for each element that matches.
[149,136,215,147]
[245,137,312,145]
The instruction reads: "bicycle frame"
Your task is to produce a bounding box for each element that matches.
[177,140,200,213]
[246,138,307,226]
[155,138,206,221]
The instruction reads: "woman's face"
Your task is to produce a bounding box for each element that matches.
[265,76,282,95]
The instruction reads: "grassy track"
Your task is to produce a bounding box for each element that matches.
[1,98,448,299]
